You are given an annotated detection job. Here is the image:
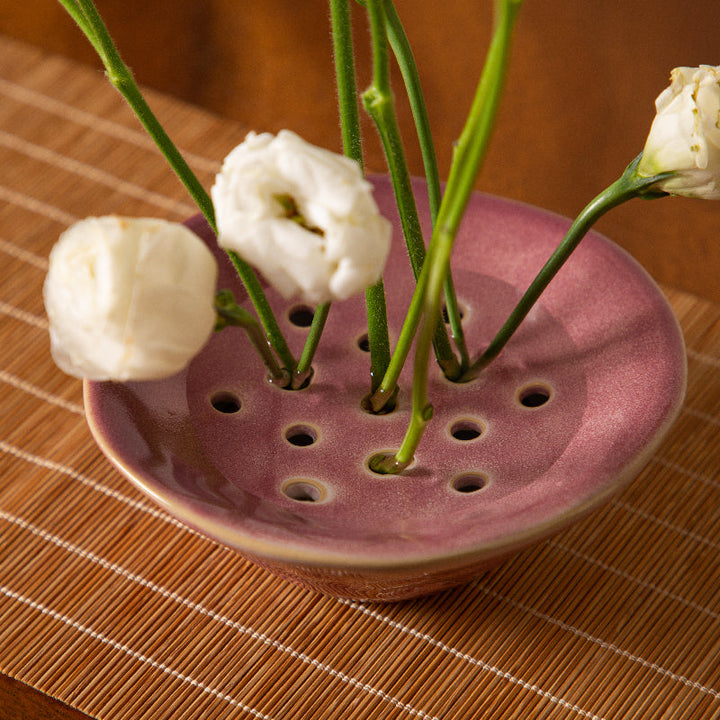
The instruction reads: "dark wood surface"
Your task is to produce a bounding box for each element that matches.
[0,674,94,720]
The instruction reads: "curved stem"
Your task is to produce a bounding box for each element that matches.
[463,157,672,379]
[58,0,296,374]
[215,291,289,386]
[226,251,296,372]
[367,255,430,411]
[72,0,216,229]
[382,1,441,221]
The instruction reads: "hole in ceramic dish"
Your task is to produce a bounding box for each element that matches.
[288,304,315,327]
[210,391,242,414]
[357,333,370,352]
[285,424,319,447]
[451,472,489,494]
[441,303,465,324]
[449,419,484,441]
[359,389,398,416]
[365,450,411,475]
[282,479,326,503]
[517,383,553,408]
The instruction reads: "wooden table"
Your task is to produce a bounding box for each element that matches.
[1,34,720,720]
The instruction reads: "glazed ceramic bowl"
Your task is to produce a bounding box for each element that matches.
[85,177,686,601]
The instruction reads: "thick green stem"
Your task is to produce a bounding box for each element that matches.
[463,157,672,379]
[374,0,522,473]
[329,0,392,392]
[362,0,460,388]
[365,278,393,393]
[362,0,424,276]
[382,1,469,367]
[57,1,104,56]
[329,0,363,165]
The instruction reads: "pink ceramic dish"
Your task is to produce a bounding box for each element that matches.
[85,176,686,601]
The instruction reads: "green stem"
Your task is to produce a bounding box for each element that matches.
[215,291,290,386]
[58,0,296,375]
[365,278,393,393]
[367,253,430,412]
[382,1,441,222]
[329,0,363,166]
[72,0,215,229]
[294,302,330,387]
[329,0,392,392]
[56,1,103,56]
[382,0,470,370]
[226,251,297,372]
[463,157,672,379]
[435,0,522,250]
[362,0,460,386]
[374,0,522,473]
[386,224,452,470]
[362,0,423,276]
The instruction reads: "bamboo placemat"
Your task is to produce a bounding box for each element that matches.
[1,34,720,720]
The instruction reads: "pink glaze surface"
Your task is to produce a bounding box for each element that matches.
[85,177,686,588]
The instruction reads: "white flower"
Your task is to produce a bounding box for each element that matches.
[211,130,392,304]
[637,65,720,199]
[43,216,218,381]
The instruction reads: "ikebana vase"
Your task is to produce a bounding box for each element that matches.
[84,176,686,602]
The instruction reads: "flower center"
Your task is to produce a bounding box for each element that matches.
[273,193,325,236]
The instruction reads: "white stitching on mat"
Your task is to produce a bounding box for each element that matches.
[0,76,221,175]
[0,512,441,720]
[612,499,720,552]
[0,129,196,217]
[687,347,720,369]
[550,541,720,622]
[683,406,720,428]
[0,184,77,226]
[0,369,83,415]
[653,456,719,490]
[0,439,192,532]
[472,583,720,698]
[340,599,608,720]
[0,236,48,270]
[0,584,276,720]
[0,300,48,329]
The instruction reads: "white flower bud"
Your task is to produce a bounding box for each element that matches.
[211,130,392,304]
[43,216,218,381]
[637,65,720,199]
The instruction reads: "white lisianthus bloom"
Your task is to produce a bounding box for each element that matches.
[637,65,720,199]
[211,130,392,304]
[43,216,218,381]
